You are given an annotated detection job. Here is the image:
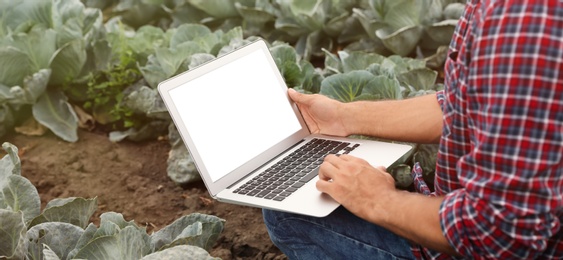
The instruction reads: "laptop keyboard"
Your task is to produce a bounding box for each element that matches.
[233,138,360,201]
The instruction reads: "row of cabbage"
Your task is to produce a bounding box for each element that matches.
[84,0,464,59]
[0,0,464,188]
[0,142,224,260]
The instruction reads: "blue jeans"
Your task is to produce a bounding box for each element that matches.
[263,206,415,260]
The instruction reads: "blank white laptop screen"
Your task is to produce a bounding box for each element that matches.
[169,49,302,182]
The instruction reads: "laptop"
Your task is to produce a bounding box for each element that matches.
[158,39,413,217]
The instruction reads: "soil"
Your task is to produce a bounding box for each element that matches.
[3,129,287,260]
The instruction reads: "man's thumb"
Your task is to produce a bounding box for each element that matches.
[288,88,302,102]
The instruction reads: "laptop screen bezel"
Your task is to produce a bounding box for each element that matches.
[157,39,311,197]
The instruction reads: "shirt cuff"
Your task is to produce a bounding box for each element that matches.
[435,90,445,112]
[438,188,559,258]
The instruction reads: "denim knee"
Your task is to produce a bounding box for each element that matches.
[262,209,300,242]
[262,209,314,259]
[262,208,415,260]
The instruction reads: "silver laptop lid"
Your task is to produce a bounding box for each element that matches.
[158,39,310,197]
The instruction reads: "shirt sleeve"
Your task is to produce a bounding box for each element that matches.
[439,1,563,258]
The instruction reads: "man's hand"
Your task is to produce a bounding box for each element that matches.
[288,88,349,137]
[316,154,459,256]
[316,154,396,223]
[289,89,443,143]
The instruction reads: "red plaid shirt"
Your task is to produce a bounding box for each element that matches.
[411,0,563,258]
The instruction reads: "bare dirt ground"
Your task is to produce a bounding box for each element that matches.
[4,129,287,260]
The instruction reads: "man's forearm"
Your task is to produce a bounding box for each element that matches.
[374,192,460,256]
[341,94,443,143]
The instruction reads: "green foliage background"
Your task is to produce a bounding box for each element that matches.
[0,0,465,188]
[0,1,469,258]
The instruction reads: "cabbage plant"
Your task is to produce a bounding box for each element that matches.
[353,0,465,56]
[272,0,362,59]
[138,24,246,89]
[0,142,224,260]
[0,0,104,142]
[317,50,441,101]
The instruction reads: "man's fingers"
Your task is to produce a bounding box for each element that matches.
[318,159,338,181]
[324,154,361,164]
[317,154,359,181]
[315,178,334,196]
